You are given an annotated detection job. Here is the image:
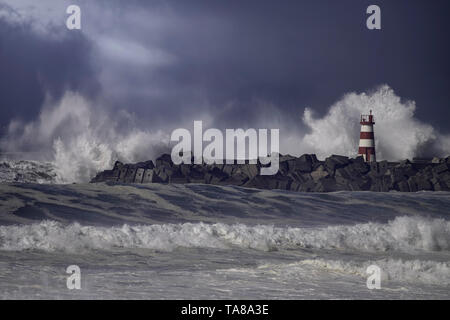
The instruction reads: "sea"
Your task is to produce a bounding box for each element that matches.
[0,160,449,299]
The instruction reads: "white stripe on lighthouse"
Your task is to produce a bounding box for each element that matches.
[359,139,374,147]
[360,125,373,132]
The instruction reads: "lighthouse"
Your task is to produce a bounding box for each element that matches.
[358,110,376,162]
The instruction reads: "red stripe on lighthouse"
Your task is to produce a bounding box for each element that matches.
[359,132,374,139]
[358,147,375,155]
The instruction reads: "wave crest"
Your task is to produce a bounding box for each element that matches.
[1,216,448,253]
[302,85,450,160]
[300,258,450,286]
[0,160,57,184]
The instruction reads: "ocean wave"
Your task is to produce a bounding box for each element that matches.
[298,258,450,286]
[2,86,450,184]
[0,160,57,184]
[222,258,450,286]
[0,92,170,183]
[0,216,449,253]
[302,85,450,160]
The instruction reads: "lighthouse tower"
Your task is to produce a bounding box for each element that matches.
[358,110,376,162]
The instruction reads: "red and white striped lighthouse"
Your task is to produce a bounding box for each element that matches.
[358,110,376,162]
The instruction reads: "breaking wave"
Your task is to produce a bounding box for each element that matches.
[224,258,450,286]
[1,85,450,183]
[299,258,450,286]
[45,85,450,182]
[0,92,170,183]
[0,159,57,184]
[1,216,449,253]
[301,85,450,160]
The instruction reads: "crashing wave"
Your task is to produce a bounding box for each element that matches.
[1,86,450,184]
[298,258,450,286]
[223,258,450,286]
[0,216,449,253]
[0,160,58,184]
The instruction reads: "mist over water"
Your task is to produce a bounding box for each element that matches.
[1,85,449,183]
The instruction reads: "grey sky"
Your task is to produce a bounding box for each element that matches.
[1,0,449,147]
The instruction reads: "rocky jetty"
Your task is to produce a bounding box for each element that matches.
[90,154,450,192]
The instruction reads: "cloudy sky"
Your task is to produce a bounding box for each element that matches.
[0,0,449,180]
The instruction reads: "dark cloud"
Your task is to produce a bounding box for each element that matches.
[0,0,448,180]
[0,7,99,132]
[1,0,450,136]
[87,0,450,133]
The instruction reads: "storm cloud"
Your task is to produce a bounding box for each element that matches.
[1,0,449,178]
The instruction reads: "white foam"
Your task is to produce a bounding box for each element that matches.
[2,85,450,183]
[299,258,450,286]
[301,85,450,160]
[0,92,170,183]
[0,160,57,184]
[1,216,448,253]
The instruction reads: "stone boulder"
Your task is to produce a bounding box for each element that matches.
[90,152,450,193]
[142,169,162,183]
[155,154,173,168]
[324,155,350,175]
[311,165,329,182]
[287,154,317,174]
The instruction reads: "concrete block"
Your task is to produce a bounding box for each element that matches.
[134,168,145,183]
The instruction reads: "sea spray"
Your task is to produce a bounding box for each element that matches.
[1,216,448,253]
